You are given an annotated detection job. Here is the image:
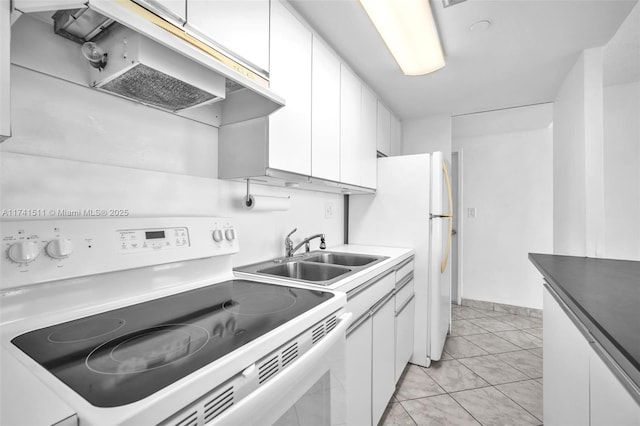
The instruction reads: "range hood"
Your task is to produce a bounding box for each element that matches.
[12,0,284,125]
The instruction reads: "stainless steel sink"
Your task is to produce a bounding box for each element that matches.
[257,262,350,282]
[234,251,390,287]
[305,253,379,267]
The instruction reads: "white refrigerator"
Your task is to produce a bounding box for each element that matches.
[349,152,453,367]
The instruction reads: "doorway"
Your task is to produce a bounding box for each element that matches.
[451,151,462,304]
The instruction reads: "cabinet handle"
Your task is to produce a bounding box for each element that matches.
[371,290,395,315]
[346,311,371,336]
[544,283,594,342]
[347,268,395,300]
[589,334,640,404]
[394,256,414,271]
[395,294,415,316]
[395,273,414,291]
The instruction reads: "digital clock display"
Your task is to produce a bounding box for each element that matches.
[145,231,165,240]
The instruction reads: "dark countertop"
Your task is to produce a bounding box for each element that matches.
[529,253,640,389]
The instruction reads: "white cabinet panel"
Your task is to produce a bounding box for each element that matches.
[311,36,340,181]
[390,113,402,156]
[346,317,372,426]
[395,296,415,382]
[371,293,396,425]
[268,0,312,175]
[543,287,591,426]
[360,85,378,189]
[339,65,361,187]
[377,101,391,156]
[1,0,10,142]
[187,0,269,73]
[543,288,591,425]
[590,344,640,426]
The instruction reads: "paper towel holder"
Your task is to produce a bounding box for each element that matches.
[244,179,290,208]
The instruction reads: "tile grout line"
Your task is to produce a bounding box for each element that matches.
[493,382,544,424]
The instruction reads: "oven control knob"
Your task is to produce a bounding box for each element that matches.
[46,238,73,259]
[8,241,40,263]
[212,229,224,243]
[225,228,236,241]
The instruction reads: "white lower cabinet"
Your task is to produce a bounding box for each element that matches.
[1,0,10,142]
[346,315,373,426]
[395,294,415,382]
[544,286,640,426]
[371,292,396,425]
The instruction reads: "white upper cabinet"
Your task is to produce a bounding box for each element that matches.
[268,0,312,176]
[360,85,378,188]
[186,0,270,74]
[376,101,391,156]
[390,113,402,156]
[340,65,362,187]
[311,36,340,182]
[0,0,9,142]
[340,67,377,189]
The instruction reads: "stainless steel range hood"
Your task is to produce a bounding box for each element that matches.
[12,0,284,125]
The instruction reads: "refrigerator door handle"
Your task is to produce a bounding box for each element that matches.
[441,159,454,273]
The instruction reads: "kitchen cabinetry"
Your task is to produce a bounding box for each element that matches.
[136,0,186,22]
[340,66,377,189]
[371,291,395,424]
[311,36,340,182]
[345,257,415,425]
[1,0,10,142]
[544,286,640,426]
[186,0,270,75]
[376,102,391,156]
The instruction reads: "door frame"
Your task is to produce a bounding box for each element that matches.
[452,149,463,305]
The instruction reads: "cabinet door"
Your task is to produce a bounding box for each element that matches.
[371,293,396,425]
[543,287,591,426]
[395,296,415,382]
[376,101,391,157]
[390,113,401,156]
[360,85,378,189]
[311,36,340,181]
[1,0,10,142]
[339,65,361,187]
[590,344,640,426]
[346,317,372,426]
[187,0,269,73]
[268,0,312,176]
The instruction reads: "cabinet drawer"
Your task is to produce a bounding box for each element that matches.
[395,257,414,284]
[395,276,414,311]
[346,270,395,324]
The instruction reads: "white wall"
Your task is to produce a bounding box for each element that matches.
[553,48,605,257]
[603,81,640,260]
[1,66,343,267]
[453,127,553,310]
[401,114,451,156]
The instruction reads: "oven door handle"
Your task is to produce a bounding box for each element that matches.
[213,311,353,426]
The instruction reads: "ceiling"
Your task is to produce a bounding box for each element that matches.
[289,0,638,119]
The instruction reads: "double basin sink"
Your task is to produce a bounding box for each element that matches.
[235,251,389,286]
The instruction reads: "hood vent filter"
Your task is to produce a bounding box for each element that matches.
[89,25,225,112]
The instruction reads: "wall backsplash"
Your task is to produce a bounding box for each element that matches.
[1,66,344,267]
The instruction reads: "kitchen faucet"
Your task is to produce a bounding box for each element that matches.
[284,228,326,257]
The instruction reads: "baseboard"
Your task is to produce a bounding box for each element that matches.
[460,298,543,319]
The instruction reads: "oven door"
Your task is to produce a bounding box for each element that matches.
[214,312,351,426]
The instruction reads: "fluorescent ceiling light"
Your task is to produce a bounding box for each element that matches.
[359,0,445,75]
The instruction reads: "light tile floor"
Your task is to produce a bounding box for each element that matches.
[380,304,543,426]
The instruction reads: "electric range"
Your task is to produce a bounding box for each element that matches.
[0,217,348,425]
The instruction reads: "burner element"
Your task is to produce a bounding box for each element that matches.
[47,318,126,343]
[222,292,296,316]
[86,324,209,375]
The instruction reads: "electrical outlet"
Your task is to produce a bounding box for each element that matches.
[468,208,476,218]
[325,202,335,219]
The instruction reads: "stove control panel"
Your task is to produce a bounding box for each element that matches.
[1,217,239,291]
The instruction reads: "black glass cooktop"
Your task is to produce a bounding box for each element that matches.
[12,280,333,407]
